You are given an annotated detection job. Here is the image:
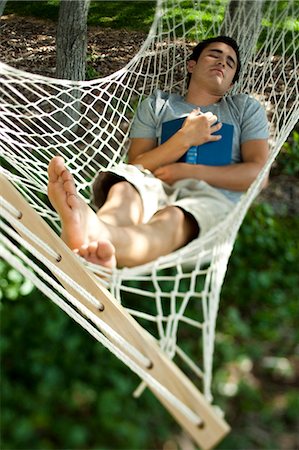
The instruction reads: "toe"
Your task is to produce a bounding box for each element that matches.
[97,240,115,261]
[77,244,89,258]
[76,240,116,269]
[88,241,99,253]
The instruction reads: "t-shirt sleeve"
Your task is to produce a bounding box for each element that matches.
[241,97,269,143]
[129,92,158,139]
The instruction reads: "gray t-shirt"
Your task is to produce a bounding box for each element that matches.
[129,89,269,203]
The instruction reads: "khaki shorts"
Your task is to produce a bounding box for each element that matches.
[92,163,235,236]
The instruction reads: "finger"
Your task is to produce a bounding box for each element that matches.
[209,134,222,141]
[207,114,218,125]
[210,122,222,133]
[204,111,217,120]
[189,107,201,117]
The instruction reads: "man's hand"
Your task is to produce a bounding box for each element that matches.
[180,109,223,147]
[154,163,190,185]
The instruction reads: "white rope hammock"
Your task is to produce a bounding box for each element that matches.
[1,0,298,448]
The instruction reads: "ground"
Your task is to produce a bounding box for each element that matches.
[0,14,146,78]
[1,13,298,215]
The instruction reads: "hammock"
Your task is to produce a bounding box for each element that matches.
[1,0,298,448]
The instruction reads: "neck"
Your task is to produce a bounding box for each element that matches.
[185,83,223,106]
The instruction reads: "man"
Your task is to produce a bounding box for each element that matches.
[47,36,269,269]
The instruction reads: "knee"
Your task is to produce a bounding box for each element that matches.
[153,206,186,230]
[160,206,199,242]
[166,205,185,223]
[108,181,140,201]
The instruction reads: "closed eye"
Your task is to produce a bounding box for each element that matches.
[227,56,235,68]
[208,50,236,69]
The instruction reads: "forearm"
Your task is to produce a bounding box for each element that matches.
[189,161,268,191]
[129,131,189,172]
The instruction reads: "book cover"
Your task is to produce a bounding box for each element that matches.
[161,116,234,166]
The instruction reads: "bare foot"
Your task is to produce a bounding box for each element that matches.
[75,240,116,269]
[47,157,115,267]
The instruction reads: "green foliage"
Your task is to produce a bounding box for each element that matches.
[161,0,226,40]
[5,0,298,52]
[213,204,299,449]
[0,267,173,449]
[5,0,156,32]
[1,203,298,449]
[85,64,100,81]
[0,259,34,301]
[218,203,298,363]
[274,130,299,176]
[5,0,60,21]
[88,1,156,31]
[259,1,299,55]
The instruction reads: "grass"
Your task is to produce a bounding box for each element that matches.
[5,0,60,22]
[88,1,156,30]
[4,0,297,52]
[5,0,156,31]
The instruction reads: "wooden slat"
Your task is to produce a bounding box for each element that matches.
[0,173,230,450]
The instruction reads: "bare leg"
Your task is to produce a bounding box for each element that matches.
[77,205,198,267]
[48,157,198,268]
[96,181,143,226]
[47,156,116,268]
[116,206,197,267]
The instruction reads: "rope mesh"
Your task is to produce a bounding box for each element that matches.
[1,0,298,405]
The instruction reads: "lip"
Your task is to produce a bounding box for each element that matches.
[211,67,224,77]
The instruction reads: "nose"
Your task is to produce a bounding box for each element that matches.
[217,58,225,67]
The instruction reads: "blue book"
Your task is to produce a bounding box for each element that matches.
[161,116,234,166]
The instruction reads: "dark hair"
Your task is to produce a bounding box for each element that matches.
[188,35,241,85]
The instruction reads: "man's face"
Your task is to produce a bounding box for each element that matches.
[187,42,238,95]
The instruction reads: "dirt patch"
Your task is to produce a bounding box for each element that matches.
[0,14,146,77]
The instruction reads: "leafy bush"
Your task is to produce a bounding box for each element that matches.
[214,204,299,449]
[0,270,173,449]
[1,202,298,449]
[272,130,299,176]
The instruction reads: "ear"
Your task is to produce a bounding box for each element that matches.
[187,60,197,73]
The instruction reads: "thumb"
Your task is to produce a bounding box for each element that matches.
[189,107,201,117]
